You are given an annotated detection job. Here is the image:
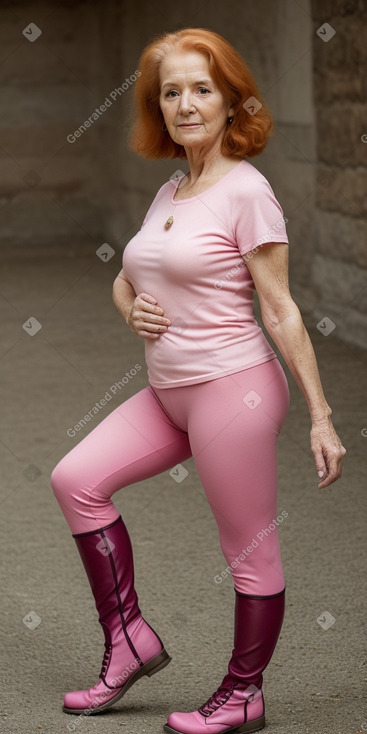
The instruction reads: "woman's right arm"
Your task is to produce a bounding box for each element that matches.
[112,268,171,339]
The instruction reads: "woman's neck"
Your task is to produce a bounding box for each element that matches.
[180,148,242,193]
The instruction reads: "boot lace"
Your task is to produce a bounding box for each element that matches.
[99,643,112,680]
[198,682,237,717]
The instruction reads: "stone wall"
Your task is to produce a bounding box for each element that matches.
[0,1,122,255]
[310,0,367,349]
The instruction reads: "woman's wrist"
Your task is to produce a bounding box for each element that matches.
[310,405,333,424]
[125,303,134,328]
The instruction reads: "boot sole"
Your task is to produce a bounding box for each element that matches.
[63,648,171,715]
[163,715,265,734]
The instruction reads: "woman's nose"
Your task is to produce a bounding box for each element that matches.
[178,92,196,114]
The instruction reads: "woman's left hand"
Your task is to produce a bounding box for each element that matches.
[310,417,347,488]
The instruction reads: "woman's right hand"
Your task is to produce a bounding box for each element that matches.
[127,293,172,339]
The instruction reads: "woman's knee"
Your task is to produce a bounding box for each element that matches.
[218,526,285,595]
[50,454,77,502]
[230,552,285,596]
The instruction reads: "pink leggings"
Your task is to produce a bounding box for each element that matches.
[51,357,290,596]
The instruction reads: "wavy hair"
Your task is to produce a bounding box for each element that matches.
[129,27,274,159]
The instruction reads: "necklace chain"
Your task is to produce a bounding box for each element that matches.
[164,172,189,230]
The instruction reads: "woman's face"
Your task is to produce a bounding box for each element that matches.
[159,50,234,154]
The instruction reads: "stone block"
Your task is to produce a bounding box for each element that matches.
[314,210,367,267]
[0,197,104,248]
[313,66,367,106]
[316,166,367,217]
[311,253,367,314]
[0,84,93,126]
[312,15,367,104]
[0,152,100,199]
[316,104,367,167]
[311,0,366,21]
[0,125,90,159]
[312,302,367,350]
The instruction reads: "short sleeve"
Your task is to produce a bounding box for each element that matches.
[233,176,288,257]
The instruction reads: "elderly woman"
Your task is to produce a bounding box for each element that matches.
[51,27,346,734]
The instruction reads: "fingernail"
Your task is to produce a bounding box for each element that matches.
[318,470,324,478]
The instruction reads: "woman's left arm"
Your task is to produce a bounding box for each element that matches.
[245,243,347,489]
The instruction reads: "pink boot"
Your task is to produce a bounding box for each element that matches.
[62,515,170,714]
[163,588,285,734]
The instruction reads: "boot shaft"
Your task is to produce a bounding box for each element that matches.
[73,516,141,637]
[227,588,286,689]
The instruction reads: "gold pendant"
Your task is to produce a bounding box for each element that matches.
[165,216,174,230]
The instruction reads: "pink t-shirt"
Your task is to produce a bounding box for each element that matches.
[122,160,288,389]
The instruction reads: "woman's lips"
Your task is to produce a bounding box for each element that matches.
[178,123,202,127]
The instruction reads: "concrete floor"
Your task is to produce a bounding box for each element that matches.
[0,245,366,734]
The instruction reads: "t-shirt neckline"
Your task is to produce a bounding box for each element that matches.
[170,160,245,205]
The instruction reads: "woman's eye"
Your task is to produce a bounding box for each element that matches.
[164,88,210,97]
